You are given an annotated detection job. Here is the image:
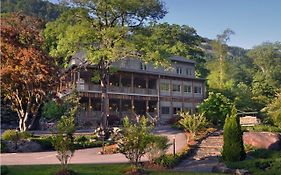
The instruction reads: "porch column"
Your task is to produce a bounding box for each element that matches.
[131,73,134,93]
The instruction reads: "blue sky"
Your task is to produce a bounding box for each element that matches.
[49,0,281,49]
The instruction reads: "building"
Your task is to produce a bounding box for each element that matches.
[59,54,206,127]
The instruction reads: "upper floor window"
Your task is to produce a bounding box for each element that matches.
[194,86,202,94]
[140,62,146,70]
[176,67,182,74]
[160,83,169,91]
[172,84,181,92]
[183,85,192,93]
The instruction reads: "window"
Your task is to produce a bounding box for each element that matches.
[140,62,146,70]
[194,86,202,94]
[172,84,181,92]
[161,107,170,114]
[186,68,192,75]
[173,107,181,114]
[184,85,192,93]
[160,83,169,91]
[176,67,182,74]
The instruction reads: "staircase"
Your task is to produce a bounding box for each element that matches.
[174,130,223,172]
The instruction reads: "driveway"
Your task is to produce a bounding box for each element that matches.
[1,125,186,165]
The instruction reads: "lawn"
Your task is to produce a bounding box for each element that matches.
[2,164,223,175]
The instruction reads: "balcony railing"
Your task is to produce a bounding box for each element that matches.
[76,83,157,95]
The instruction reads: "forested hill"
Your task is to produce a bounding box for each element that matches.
[1,0,65,21]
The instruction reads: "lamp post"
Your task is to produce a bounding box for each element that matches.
[173,135,176,157]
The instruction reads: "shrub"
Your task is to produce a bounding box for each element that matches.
[178,112,208,139]
[198,92,232,126]
[154,154,180,168]
[146,135,170,163]
[243,125,281,133]
[118,116,152,168]
[263,90,281,127]
[222,106,246,162]
[52,108,76,172]
[2,129,19,141]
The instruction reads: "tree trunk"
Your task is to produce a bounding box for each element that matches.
[100,64,109,130]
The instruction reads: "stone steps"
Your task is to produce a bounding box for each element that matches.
[173,130,224,172]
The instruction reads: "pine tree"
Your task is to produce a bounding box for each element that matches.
[222,106,246,162]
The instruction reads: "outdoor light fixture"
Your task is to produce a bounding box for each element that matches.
[173,135,176,157]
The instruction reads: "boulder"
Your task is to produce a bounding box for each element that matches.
[212,163,234,174]
[243,132,281,150]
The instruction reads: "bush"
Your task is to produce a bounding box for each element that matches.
[146,135,170,163]
[0,140,7,153]
[178,112,208,139]
[198,92,232,126]
[2,130,31,141]
[222,106,246,162]
[154,154,180,168]
[263,90,281,127]
[118,116,152,168]
[2,129,19,141]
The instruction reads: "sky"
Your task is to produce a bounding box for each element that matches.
[50,0,281,49]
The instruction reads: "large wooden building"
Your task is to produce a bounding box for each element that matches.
[59,54,206,127]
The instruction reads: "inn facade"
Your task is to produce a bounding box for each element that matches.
[59,54,206,127]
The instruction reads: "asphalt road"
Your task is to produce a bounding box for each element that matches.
[1,125,187,165]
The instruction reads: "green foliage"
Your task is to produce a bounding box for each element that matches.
[198,92,232,126]
[118,116,152,167]
[222,106,246,162]
[2,129,31,141]
[226,149,281,175]
[154,154,181,168]
[178,112,208,138]
[263,90,281,127]
[42,100,66,120]
[146,135,170,163]
[242,125,281,133]
[1,0,65,21]
[52,108,76,171]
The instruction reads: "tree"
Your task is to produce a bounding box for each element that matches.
[118,116,152,169]
[263,89,281,127]
[0,13,57,131]
[222,106,246,162]
[44,0,169,129]
[207,29,235,90]
[132,23,207,78]
[1,0,65,22]
[52,108,76,174]
[178,112,207,139]
[198,92,232,126]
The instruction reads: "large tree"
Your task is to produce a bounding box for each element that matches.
[44,0,170,129]
[207,29,235,90]
[0,13,57,131]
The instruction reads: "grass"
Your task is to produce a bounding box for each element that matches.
[3,164,223,175]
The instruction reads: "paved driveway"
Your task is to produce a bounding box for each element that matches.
[1,125,186,165]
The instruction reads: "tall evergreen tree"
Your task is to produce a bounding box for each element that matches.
[222,106,246,162]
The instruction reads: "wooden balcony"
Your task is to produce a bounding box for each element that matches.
[76,83,158,96]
